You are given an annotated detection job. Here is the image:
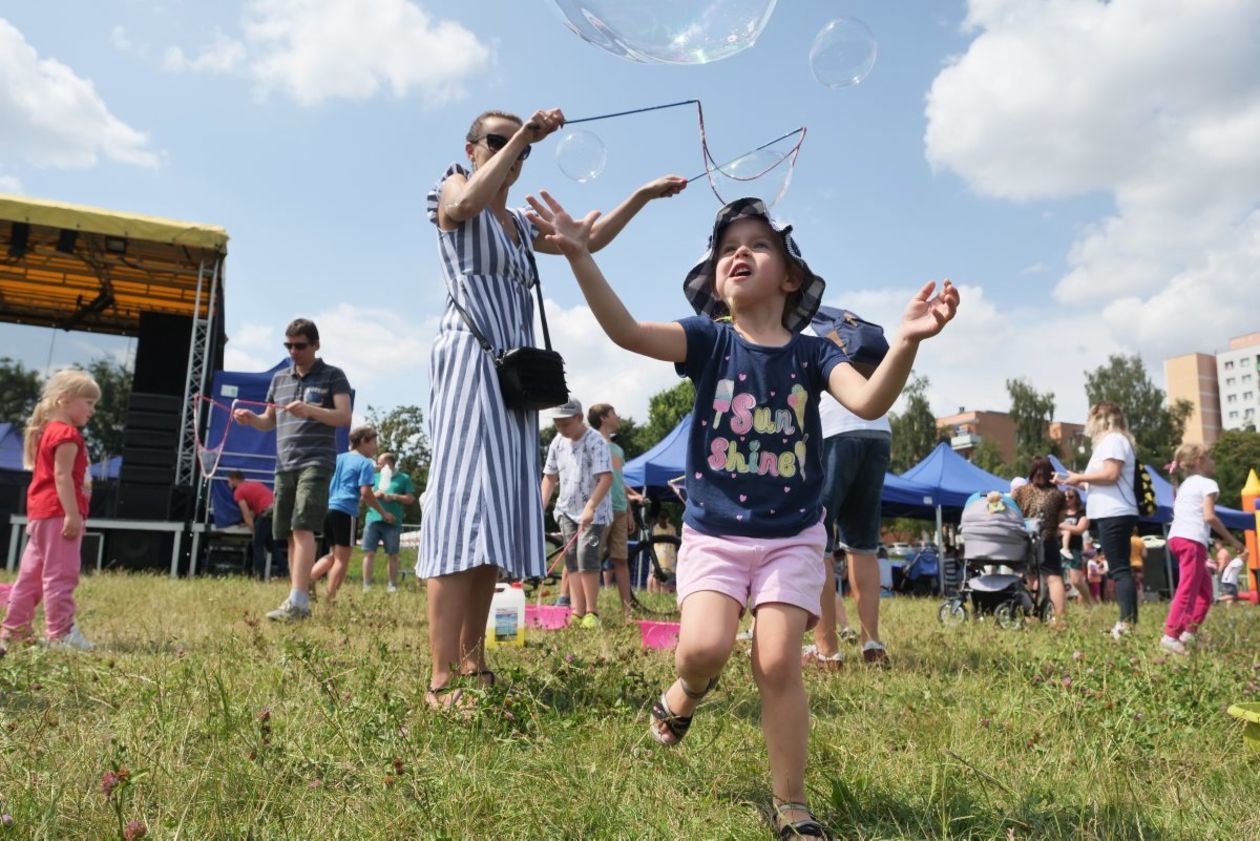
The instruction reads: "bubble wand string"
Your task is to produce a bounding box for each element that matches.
[562,98,806,205]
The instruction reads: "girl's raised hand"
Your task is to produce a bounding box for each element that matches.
[527,190,601,258]
[522,108,565,144]
[900,279,959,342]
[638,175,687,200]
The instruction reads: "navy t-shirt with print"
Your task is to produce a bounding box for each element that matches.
[676,316,848,538]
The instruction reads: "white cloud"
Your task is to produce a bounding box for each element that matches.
[925,0,1260,371]
[539,299,682,423]
[163,0,491,107]
[162,32,245,74]
[0,19,159,168]
[224,304,437,417]
[0,174,22,193]
[826,284,1122,423]
[110,25,148,57]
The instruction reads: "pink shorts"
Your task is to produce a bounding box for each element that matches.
[675,520,828,627]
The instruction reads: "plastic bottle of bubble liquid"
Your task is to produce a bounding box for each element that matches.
[485,582,526,648]
[377,464,394,493]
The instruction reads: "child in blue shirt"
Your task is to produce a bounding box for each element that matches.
[529,192,959,839]
[310,426,392,602]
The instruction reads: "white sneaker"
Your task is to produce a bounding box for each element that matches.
[265,599,310,622]
[1059,548,1074,560]
[735,629,753,642]
[1109,622,1131,640]
[48,624,95,651]
[1179,631,1197,646]
[1159,634,1188,656]
[387,583,398,594]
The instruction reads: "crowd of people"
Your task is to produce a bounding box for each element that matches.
[1,103,1252,841]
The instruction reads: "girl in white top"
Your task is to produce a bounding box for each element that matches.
[1160,443,1245,654]
[1064,401,1139,638]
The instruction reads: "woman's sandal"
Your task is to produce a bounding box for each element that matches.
[460,669,497,688]
[648,676,718,746]
[424,684,465,711]
[773,800,832,840]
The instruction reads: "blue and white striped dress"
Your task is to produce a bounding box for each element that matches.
[417,163,547,579]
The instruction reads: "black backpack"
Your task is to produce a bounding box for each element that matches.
[1132,459,1157,517]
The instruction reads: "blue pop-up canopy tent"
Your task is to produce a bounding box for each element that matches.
[1046,453,1250,530]
[622,414,691,491]
[0,422,120,478]
[900,441,1008,508]
[205,360,351,527]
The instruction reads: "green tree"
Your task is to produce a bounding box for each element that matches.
[0,356,41,428]
[364,404,431,492]
[640,380,696,450]
[613,415,648,461]
[890,375,943,473]
[76,356,131,463]
[1084,354,1194,462]
[1211,429,1260,509]
[1007,377,1056,475]
[971,439,1011,478]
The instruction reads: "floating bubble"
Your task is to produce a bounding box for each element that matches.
[810,17,877,88]
[547,0,779,64]
[555,130,607,183]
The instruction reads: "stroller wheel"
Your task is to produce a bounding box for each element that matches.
[1037,598,1054,624]
[938,600,968,626]
[995,599,1025,630]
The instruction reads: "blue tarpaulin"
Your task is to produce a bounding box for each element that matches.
[206,360,351,527]
[0,422,120,478]
[899,441,1008,508]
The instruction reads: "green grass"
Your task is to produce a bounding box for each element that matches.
[2,566,1259,840]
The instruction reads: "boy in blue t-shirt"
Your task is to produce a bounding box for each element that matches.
[310,426,392,602]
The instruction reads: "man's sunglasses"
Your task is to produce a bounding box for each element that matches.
[283,341,311,351]
[472,133,530,161]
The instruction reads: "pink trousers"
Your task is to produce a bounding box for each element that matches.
[1,518,82,641]
[1164,537,1212,638]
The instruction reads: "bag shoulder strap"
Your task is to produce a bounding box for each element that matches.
[447,213,554,354]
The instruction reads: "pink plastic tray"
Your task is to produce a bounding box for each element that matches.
[636,620,681,650]
[525,604,571,630]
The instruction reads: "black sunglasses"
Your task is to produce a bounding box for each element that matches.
[283,341,310,351]
[473,133,530,161]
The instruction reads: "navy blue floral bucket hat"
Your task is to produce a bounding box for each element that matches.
[682,197,827,333]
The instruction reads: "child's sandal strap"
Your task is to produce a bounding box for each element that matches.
[679,675,718,700]
[774,802,831,840]
[650,695,692,744]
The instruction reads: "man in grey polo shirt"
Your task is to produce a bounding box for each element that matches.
[234,318,351,621]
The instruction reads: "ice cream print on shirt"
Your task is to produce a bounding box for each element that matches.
[676,316,848,539]
[708,380,810,481]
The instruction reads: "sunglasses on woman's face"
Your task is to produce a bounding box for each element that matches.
[472,133,530,161]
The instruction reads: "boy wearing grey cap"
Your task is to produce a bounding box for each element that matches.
[540,399,613,628]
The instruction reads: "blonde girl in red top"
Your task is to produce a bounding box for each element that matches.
[0,370,99,651]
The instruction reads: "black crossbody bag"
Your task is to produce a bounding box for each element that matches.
[448,246,569,412]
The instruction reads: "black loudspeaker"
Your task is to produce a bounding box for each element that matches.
[132,313,193,395]
[118,391,182,518]
[103,529,174,572]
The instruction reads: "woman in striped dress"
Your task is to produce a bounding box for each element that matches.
[422,107,684,707]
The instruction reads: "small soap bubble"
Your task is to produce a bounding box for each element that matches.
[810,17,878,88]
[555,130,607,183]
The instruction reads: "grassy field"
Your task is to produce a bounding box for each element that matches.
[2,565,1259,840]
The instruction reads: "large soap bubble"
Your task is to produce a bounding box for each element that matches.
[810,17,878,88]
[555,130,607,183]
[547,0,779,64]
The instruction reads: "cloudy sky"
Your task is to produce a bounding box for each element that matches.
[2,0,1257,429]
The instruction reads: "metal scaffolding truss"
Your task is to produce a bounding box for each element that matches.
[177,255,224,489]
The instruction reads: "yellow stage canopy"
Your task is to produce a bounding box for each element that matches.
[0,193,229,336]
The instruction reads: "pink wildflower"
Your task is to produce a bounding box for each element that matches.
[123,820,147,840]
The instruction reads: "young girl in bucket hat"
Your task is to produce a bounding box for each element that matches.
[528,191,958,840]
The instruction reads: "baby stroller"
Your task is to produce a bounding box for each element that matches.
[938,492,1050,629]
